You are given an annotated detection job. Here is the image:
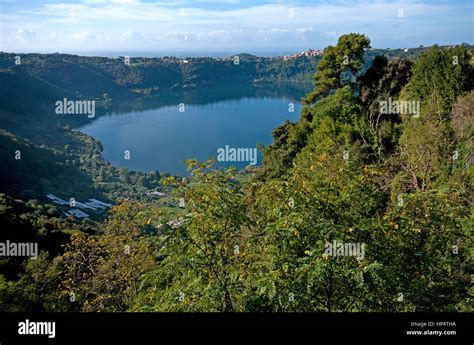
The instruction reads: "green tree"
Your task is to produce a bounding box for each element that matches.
[60,202,156,311]
[304,33,370,103]
[402,45,473,118]
[133,160,250,312]
[118,167,130,184]
[357,56,413,158]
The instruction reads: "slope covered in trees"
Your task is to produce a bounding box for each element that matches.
[0,34,472,312]
[0,52,321,101]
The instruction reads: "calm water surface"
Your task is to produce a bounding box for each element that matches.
[78,90,304,175]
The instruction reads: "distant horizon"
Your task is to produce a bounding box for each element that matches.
[2,42,472,59]
[1,1,472,53]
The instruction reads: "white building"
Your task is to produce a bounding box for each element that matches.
[46,194,68,205]
[65,209,89,218]
[88,199,112,207]
[74,201,97,211]
[147,191,166,197]
[85,202,105,210]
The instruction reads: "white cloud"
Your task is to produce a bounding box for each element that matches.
[1,0,471,52]
[163,31,193,42]
[120,30,143,41]
[15,28,37,42]
[70,30,99,41]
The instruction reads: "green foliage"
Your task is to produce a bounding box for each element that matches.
[132,160,250,311]
[0,36,472,313]
[402,45,473,117]
[262,34,371,178]
[0,52,320,101]
[60,202,156,311]
[304,33,370,103]
[358,56,413,157]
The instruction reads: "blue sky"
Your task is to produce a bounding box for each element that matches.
[1,0,473,53]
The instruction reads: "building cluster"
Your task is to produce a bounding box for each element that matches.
[280,49,323,61]
[46,194,112,218]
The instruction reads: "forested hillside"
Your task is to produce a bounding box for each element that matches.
[0,46,451,103]
[0,35,472,312]
[0,52,321,100]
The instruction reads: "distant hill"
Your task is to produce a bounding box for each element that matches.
[0,52,320,103]
[1,45,469,105]
[0,44,470,201]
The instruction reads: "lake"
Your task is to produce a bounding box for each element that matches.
[78,85,306,176]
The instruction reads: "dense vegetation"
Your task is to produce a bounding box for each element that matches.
[0,52,321,101]
[0,45,449,105]
[0,35,472,312]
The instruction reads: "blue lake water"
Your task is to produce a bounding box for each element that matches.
[78,92,303,176]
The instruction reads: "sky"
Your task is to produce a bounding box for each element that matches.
[0,0,473,54]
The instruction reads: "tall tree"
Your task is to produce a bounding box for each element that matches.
[304,33,370,104]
